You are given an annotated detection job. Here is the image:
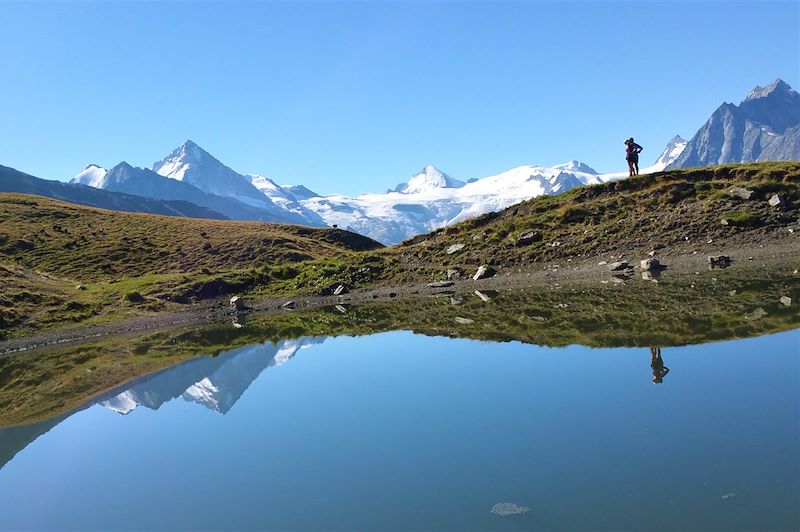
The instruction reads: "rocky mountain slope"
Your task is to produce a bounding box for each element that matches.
[668,79,800,169]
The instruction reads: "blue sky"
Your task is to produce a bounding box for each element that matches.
[1,1,797,196]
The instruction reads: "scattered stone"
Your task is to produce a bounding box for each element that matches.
[516,231,542,246]
[641,271,659,282]
[597,260,608,266]
[768,194,785,208]
[491,503,530,516]
[729,290,737,296]
[229,296,246,311]
[449,295,464,305]
[427,280,455,288]
[530,315,547,322]
[446,269,461,281]
[472,232,486,241]
[728,187,754,200]
[333,284,348,296]
[747,308,767,320]
[75,284,86,290]
[455,316,474,325]
[609,260,631,271]
[720,219,729,226]
[446,243,465,255]
[648,250,657,257]
[334,304,348,314]
[708,255,732,269]
[707,239,714,244]
[281,300,296,309]
[473,265,496,280]
[549,241,562,247]
[611,276,626,284]
[780,296,792,307]
[639,258,663,271]
[474,290,492,302]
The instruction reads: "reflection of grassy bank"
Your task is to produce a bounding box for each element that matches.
[1,272,798,427]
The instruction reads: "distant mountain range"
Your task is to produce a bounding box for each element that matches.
[64,135,687,244]
[2,79,795,244]
[0,164,226,220]
[668,79,800,169]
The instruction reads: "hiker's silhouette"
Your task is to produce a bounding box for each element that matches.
[625,138,643,176]
[650,347,670,384]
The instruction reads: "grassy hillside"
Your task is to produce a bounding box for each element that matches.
[0,194,381,337]
[398,161,800,268]
[1,162,798,337]
[0,194,380,280]
[168,162,800,299]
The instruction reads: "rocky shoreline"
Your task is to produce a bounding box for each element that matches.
[2,235,797,357]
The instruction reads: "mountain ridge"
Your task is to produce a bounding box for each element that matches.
[668,79,800,169]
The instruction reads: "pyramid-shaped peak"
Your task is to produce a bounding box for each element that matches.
[744,79,794,101]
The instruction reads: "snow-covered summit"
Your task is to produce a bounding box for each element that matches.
[152,140,271,209]
[394,165,465,194]
[71,164,108,188]
[653,135,688,169]
[553,160,597,174]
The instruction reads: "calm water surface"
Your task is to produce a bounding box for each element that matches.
[0,329,798,531]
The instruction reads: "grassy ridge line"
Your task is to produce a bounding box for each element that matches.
[399,161,800,266]
[0,193,381,280]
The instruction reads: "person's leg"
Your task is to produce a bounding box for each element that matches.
[628,160,634,176]
[634,161,639,175]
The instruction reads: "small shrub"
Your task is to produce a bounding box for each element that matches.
[123,291,145,303]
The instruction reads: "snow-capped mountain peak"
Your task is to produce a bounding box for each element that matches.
[152,140,278,209]
[552,160,598,175]
[152,139,212,182]
[653,135,688,169]
[394,164,465,194]
[71,164,108,188]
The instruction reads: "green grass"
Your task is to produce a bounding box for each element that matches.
[1,162,799,337]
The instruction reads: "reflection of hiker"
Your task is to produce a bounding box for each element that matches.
[625,137,643,176]
[650,347,670,384]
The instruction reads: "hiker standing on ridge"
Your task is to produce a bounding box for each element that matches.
[625,137,643,176]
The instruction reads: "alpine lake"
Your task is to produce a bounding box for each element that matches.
[1,268,798,531]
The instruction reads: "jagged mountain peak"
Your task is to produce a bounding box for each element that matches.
[653,135,688,169]
[395,165,465,194]
[744,79,793,102]
[153,140,218,181]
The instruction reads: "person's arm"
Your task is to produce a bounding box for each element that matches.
[635,143,643,153]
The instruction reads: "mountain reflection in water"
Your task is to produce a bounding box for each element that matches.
[101,337,323,415]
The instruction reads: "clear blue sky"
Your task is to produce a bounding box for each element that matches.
[1,1,797,195]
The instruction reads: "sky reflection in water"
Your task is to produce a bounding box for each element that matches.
[0,329,797,531]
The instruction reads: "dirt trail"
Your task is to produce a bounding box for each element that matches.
[1,237,798,357]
